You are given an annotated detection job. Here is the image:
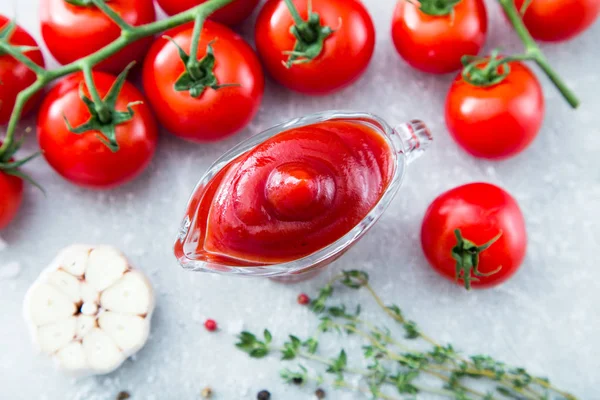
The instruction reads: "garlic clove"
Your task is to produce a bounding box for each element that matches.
[80,281,100,305]
[82,328,125,374]
[36,317,77,353]
[85,246,128,292]
[46,270,81,303]
[56,245,91,277]
[100,271,153,315]
[56,342,87,372]
[76,315,97,339]
[99,311,150,354]
[25,283,76,326]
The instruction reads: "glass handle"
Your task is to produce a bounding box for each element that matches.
[393,120,433,164]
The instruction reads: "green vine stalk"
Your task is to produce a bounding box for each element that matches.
[499,0,579,108]
[237,271,577,400]
[0,0,235,159]
[0,0,580,172]
[462,0,579,108]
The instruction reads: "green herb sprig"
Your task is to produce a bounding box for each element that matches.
[236,270,577,400]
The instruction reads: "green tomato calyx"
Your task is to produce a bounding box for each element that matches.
[451,229,503,290]
[166,37,239,99]
[64,63,139,153]
[282,0,334,68]
[418,0,462,16]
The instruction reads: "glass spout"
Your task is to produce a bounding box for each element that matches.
[393,120,433,164]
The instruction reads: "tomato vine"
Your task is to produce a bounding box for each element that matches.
[461,0,579,108]
[0,0,235,162]
[0,0,582,175]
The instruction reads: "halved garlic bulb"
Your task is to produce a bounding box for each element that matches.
[23,245,155,376]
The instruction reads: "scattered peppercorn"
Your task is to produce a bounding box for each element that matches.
[297,293,310,305]
[257,390,271,400]
[201,387,213,398]
[116,391,131,400]
[292,377,303,385]
[315,388,326,399]
[204,319,217,332]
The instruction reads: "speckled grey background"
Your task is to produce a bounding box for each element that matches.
[1,1,599,399]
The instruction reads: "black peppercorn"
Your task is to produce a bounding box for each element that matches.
[315,388,326,399]
[257,390,271,400]
[116,392,130,400]
[292,377,303,385]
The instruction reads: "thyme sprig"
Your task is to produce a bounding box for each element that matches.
[236,271,577,400]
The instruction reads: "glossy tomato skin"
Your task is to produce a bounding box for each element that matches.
[255,0,375,95]
[445,62,544,160]
[0,16,45,124]
[514,0,600,42]
[0,166,24,230]
[421,183,527,289]
[37,72,158,189]
[142,21,264,142]
[392,0,487,74]
[40,0,155,73]
[157,0,260,26]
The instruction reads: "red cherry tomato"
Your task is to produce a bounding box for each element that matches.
[255,0,375,95]
[445,61,544,160]
[40,0,155,73]
[156,0,260,26]
[0,16,45,124]
[142,21,264,142]
[0,163,24,230]
[391,0,487,74]
[421,183,527,289]
[514,0,600,42]
[37,71,158,189]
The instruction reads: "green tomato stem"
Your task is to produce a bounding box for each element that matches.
[82,64,112,123]
[0,78,45,156]
[0,40,45,75]
[187,12,208,79]
[498,0,579,108]
[0,0,235,159]
[283,0,306,26]
[418,0,461,17]
[90,0,133,31]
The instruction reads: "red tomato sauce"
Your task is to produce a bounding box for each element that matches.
[183,120,394,265]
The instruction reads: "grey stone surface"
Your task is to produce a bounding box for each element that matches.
[1,1,598,399]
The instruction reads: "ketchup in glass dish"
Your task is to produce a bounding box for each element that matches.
[175,111,432,279]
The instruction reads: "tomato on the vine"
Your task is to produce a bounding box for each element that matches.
[391,0,487,74]
[514,0,600,42]
[0,16,45,125]
[37,71,158,189]
[142,21,264,142]
[40,0,156,73]
[445,61,544,160]
[0,162,24,230]
[156,0,260,26]
[255,0,375,95]
[421,183,527,290]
